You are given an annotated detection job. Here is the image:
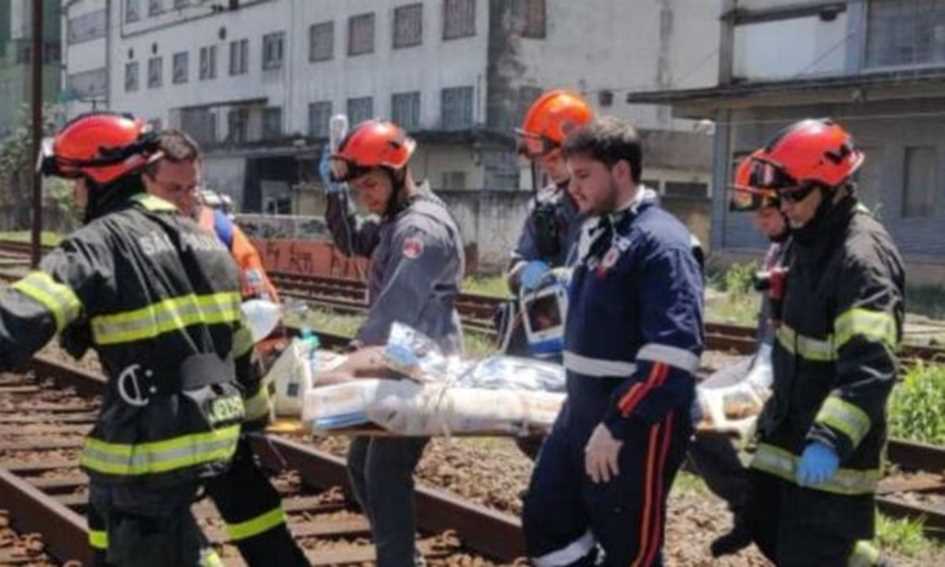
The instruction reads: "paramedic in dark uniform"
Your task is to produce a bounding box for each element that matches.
[1,112,250,566]
[523,117,704,566]
[739,119,903,567]
[141,129,308,567]
[324,120,464,567]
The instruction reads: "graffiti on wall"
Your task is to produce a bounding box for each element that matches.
[251,238,367,280]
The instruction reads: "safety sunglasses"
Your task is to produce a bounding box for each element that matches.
[328,156,372,183]
[515,130,560,159]
[778,184,818,204]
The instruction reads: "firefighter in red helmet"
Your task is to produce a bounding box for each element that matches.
[738,119,903,566]
[8,111,252,566]
[324,119,465,567]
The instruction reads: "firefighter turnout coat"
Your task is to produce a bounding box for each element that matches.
[0,194,253,486]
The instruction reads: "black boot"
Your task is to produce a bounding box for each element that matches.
[710,521,752,557]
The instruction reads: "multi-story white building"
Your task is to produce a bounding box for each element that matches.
[62,0,721,263]
[61,0,110,117]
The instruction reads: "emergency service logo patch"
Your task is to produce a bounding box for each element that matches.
[596,246,620,277]
[402,237,424,259]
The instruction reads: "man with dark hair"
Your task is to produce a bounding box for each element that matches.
[523,116,704,566]
[141,129,307,567]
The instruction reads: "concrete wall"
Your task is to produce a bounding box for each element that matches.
[733,12,849,79]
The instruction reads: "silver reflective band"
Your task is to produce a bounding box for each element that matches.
[636,343,701,373]
[532,530,596,567]
[564,351,637,377]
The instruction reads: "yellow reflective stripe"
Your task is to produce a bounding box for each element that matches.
[776,324,836,362]
[226,506,286,541]
[749,443,879,495]
[233,326,254,358]
[200,549,225,567]
[89,529,108,550]
[243,385,271,422]
[131,193,178,212]
[816,396,872,448]
[80,425,240,476]
[91,292,241,345]
[834,308,897,351]
[11,271,81,332]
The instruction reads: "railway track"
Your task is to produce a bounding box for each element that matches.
[0,352,523,566]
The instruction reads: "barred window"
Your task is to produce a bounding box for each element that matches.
[263,107,283,140]
[229,39,248,75]
[443,0,476,40]
[308,101,333,138]
[512,0,545,38]
[147,56,163,88]
[262,32,285,70]
[348,13,375,56]
[125,61,139,92]
[126,0,140,23]
[228,108,249,144]
[391,92,421,131]
[67,10,106,45]
[309,21,334,62]
[347,97,374,126]
[394,4,423,48]
[172,51,189,84]
[866,0,945,67]
[441,86,474,130]
[199,45,217,80]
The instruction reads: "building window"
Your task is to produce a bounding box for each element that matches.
[174,0,190,8]
[512,0,545,38]
[347,97,374,126]
[172,51,189,84]
[148,0,163,17]
[228,108,249,144]
[348,13,375,56]
[443,0,476,40]
[181,107,216,146]
[147,56,163,88]
[262,32,285,70]
[866,0,945,68]
[229,39,248,75]
[394,4,423,49]
[125,61,139,91]
[68,10,107,45]
[199,45,217,80]
[68,68,108,97]
[308,101,333,138]
[442,171,467,190]
[263,107,283,139]
[126,0,140,23]
[664,181,709,199]
[391,92,421,130]
[441,86,474,130]
[903,146,937,217]
[309,21,334,62]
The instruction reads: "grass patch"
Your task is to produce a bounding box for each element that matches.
[876,513,937,558]
[462,274,511,299]
[669,470,710,497]
[888,362,945,445]
[0,231,62,246]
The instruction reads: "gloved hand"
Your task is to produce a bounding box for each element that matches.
[519,260,550,291]
[318,146,347,194]
[796,442,839,487]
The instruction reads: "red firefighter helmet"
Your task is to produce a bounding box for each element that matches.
[329,120,416,182]
[729,150,781,212]
[38,112,161,185]
[736,119,864,198]
[517,90,593,158]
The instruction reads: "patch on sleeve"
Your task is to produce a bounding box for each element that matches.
[402,236,424,259]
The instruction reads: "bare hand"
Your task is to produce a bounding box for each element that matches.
[584,424,623,483]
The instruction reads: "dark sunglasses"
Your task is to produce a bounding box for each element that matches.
[778,184,818,204]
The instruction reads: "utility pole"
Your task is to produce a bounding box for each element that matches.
[30,0,44,269]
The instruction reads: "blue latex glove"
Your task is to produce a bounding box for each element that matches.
[796,442,839,487]
[318,145,347,194]
[520,260,550,291]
